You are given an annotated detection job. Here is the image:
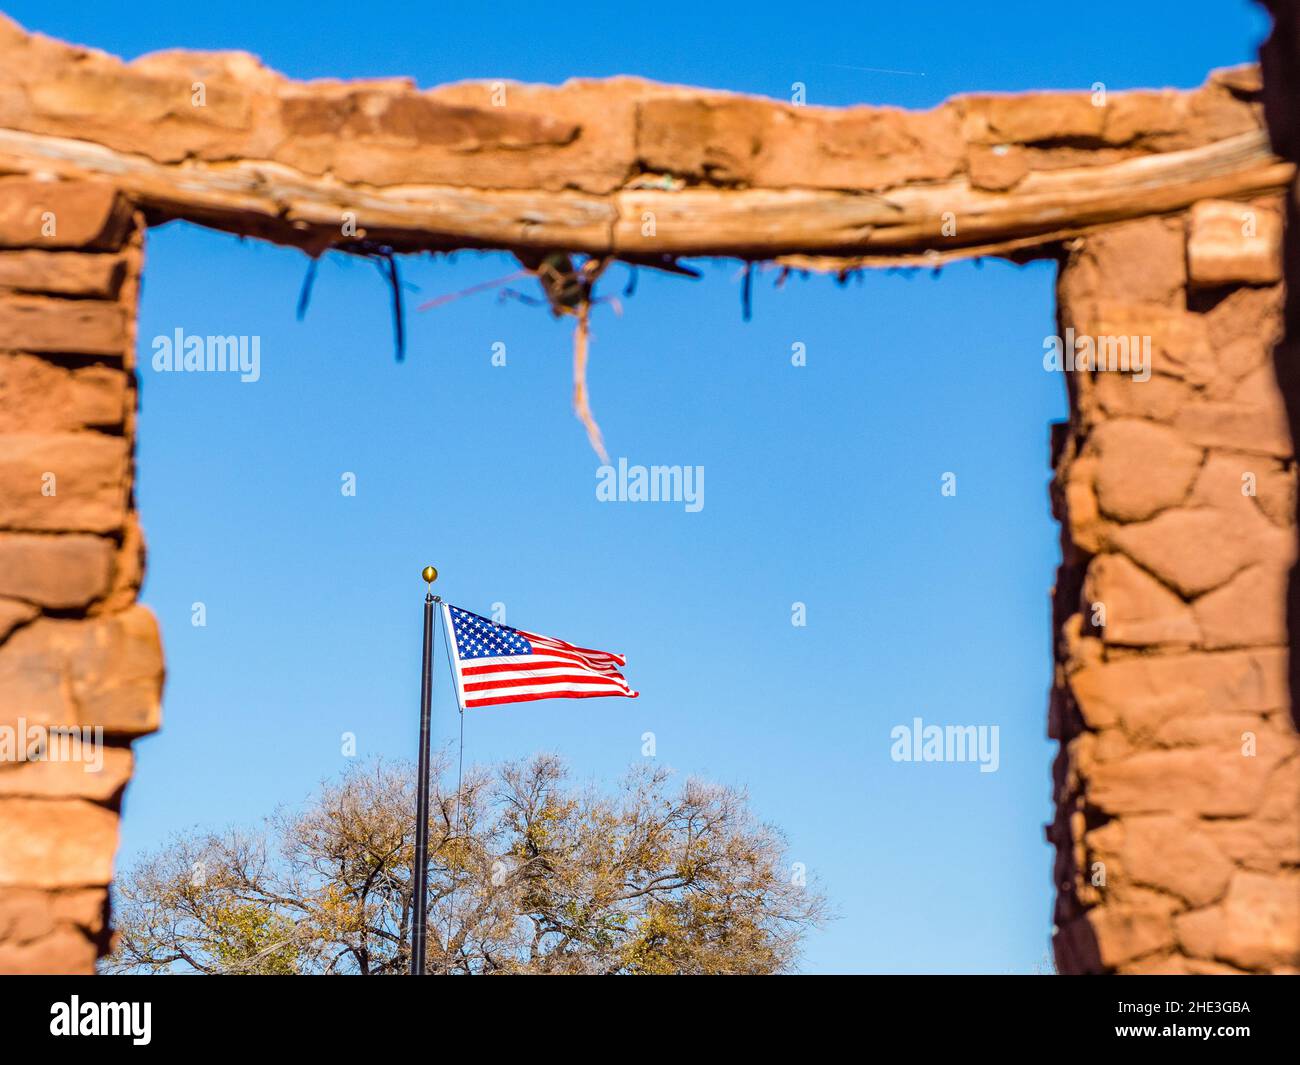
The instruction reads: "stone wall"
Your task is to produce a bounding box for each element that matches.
[1049,199,1300,972]
[0,180,163,973]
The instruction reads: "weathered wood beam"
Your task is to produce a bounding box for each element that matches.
[0,126,1289,265]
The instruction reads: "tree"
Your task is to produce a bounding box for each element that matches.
[106,755,828,975]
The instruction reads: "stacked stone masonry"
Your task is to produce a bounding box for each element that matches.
[0,179,164,973]
[1049,202,1300,973]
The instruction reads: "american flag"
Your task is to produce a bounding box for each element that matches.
[442,604,638,709]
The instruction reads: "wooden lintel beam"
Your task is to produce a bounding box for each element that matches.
[0,126,1289,266]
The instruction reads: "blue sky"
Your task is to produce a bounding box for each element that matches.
[7,1,1269,974]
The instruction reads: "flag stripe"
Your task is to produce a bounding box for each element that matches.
[519,632,625,664]
[445,604,637,709]
[465,689,634,708]
[463,679,631,696]
[461,655,623,677]
[522,646,624,670]
[465,663,626,681]
[462,647,624,672]
[462,669,632,690]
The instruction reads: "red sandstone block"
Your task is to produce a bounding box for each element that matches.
[1087,418,1202,523]
[1088,746,1280,817]
[0,797,119,888]
[1107,504,1293,598]
[0,432,130,534]
[0,250,125,297]
[0,925,98,974]
[636,96,963,192]
[1073,904,1176,969]
[0,295,128,356]
[1060,216,1187,306]
[0,608,164,738]
[0,886,106,945]
[1204,799,1300,872]
[289,78,627,192]
[1218,871,1300,970]
[0,354,129,432]
[1110,814,1234,908]
[0,180,129,250]
[960,92,1105,145]
[1092,373,1194,424]
[1174,399,1293,458]
[1187,199,1282,288]
[0,532,115,608]
[1082,553,1199,647]
[1193,563,1289,650]
[0,746,133,803]
[65,607,165,736]
[1188,452,1294,528]
[1174,905,1224,959]
[0,618,71,730]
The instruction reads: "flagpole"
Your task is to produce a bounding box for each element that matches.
[438,601,466,976]
[410,565,439,976]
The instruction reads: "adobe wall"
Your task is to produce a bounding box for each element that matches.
[1042,2,1300,974]
[0,183,163,972]
[1049,200,1299,972]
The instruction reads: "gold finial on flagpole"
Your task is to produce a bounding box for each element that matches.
[422,565,438,584]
